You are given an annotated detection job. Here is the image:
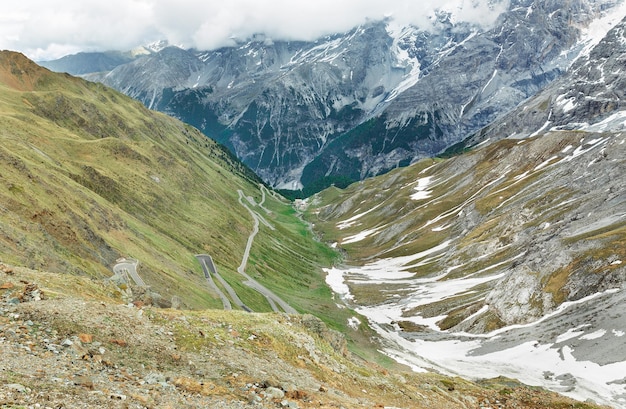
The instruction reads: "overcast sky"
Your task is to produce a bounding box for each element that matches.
[0,0,509,61]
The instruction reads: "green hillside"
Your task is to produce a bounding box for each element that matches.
[0,51,346,326]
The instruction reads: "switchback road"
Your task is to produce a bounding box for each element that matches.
[113,258,145,287]
[237,190,297,314]
[195,254,232,310]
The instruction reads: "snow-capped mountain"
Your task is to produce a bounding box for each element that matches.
[308,14,626,406]
[69,0,626,192]
[466,4,626,145]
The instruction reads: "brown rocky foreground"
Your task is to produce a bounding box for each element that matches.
[0,263,608,409]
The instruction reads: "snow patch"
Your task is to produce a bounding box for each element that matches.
[559,137,609,163]
[336,203,383,229]
[578,110,626,132]
[459,305,489,325]
[555,326,589,343]
[481,69,498,95]
[529,118,553,138]
[513,171,529,181]
[384,21,421,102]
[410,176,433,201]
[342,227,381,244]
[574,0,626,62]
[431,224,451,232]
[324,267,353,300]
[534,156,559,171]
[562,98,577,112]
[348,316,361,330]
[580,329,607,340]
[327,241,452,291]
[362,289,625,407]
[425,174,507,227]
[403,273,505,313]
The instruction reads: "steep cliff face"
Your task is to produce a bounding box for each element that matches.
[76,1,624,191]
[467,13,626,145]
[95,46,206,111]
[304,0,623,187]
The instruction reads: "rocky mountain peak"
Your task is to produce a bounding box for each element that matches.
[465,14,626,146]
[42,1,626,195]
[0,50,56,91]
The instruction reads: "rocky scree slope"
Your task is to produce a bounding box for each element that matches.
[75,0,625,192]
[310,127,625,333]
[0,263,608,409]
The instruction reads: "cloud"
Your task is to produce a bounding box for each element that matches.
[0,0,509,61]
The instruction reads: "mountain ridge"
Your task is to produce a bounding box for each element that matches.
[44,0,626,194]
[0,51,607,409]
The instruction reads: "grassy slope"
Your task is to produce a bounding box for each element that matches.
[0,51,253,309]
[0,51,354,336]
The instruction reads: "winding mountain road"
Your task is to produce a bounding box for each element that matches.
[111,188,295,314]
[193,188,297,314]
[258,184,273,214]
[237,189,298,314]
[195,254,232,310]
[113,258,145,287]
[195,254,253,312]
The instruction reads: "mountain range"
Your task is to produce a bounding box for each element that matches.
[305,12,626,408]
[1,50,610,409]
[41,0,626,196]
[2,0,625,407]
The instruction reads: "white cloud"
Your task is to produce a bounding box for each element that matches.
[0,0,509,61]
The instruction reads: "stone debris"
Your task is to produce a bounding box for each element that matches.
[78,333,93,343]
[6,383,27,393]
[19,282,44,302]
[0,263,14,274]
[0,267,606,409]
